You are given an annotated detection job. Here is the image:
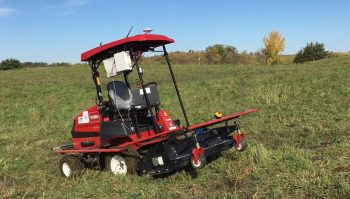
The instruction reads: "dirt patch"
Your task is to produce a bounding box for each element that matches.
[310,141,336,149]
[333,165,350,173]
[311,155,324,162]
[0,179,6,196]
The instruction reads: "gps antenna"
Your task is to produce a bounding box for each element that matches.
[125,25,133,38]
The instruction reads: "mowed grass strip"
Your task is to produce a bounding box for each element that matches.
[0,56,349,198]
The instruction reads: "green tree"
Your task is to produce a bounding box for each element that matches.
[205,44,238,64]
[263,31,285,66]
[293,42,329,64]
[0,58,22,70]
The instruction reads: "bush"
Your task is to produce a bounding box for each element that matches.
[294,42,329,63]
[49,62,71,67]
[0,58,22,70]
[328,51,350,58]
[22,62,48,68]
[205,44,238,64]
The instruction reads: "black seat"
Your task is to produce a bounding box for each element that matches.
[106,81,160,134]
[107,81,133,111]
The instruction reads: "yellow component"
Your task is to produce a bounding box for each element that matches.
[163,111,168,117]
[96,77,101,85]
[214,112,223,119]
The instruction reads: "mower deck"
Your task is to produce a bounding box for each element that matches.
[139,125,239,175]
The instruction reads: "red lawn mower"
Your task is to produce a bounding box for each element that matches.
[53,31,257,177]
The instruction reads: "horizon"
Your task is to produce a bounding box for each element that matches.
[0,0,349,63]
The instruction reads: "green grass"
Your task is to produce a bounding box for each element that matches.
[0,56,349,198]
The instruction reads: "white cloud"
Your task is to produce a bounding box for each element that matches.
[0,7,14,16]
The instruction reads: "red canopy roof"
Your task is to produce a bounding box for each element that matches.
[81,34,174,62]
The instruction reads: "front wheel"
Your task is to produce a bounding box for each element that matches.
[59,155,84,178]
[191,154,207,169]
[235,140,248,152]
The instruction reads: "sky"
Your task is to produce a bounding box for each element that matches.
[0,0,349,63]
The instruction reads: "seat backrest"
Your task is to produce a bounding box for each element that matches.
[107,81,133,110]
[131,84,160,109]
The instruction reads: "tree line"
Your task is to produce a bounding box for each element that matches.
[141,45,281,66]
[0,59,87,71]
[0,31,341,70]
[143,31,332,66]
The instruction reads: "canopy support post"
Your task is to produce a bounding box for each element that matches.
[89,60,104,106]
[162,45,190,128]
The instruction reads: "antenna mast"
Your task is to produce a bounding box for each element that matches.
[125,25,133,38]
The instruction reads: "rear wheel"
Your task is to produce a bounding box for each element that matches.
[105,154,128,175]
[104,149,140,175]
[122,149,140,175]
[59,155,84,178]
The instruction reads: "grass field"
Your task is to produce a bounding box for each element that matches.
[0,56,349,198]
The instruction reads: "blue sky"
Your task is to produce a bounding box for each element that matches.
[0,0,349,63]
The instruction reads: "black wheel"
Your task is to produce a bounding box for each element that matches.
[235,140,248,152]
[191,154,207,169]
[59,155,84,178]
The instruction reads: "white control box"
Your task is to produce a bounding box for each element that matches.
[103,57,117,77]
[114,51,132,73]
[103,51,132,77]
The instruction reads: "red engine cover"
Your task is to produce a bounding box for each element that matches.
[72,105,102,149]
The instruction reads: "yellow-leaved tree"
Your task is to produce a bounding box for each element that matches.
[263,31,285,66]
